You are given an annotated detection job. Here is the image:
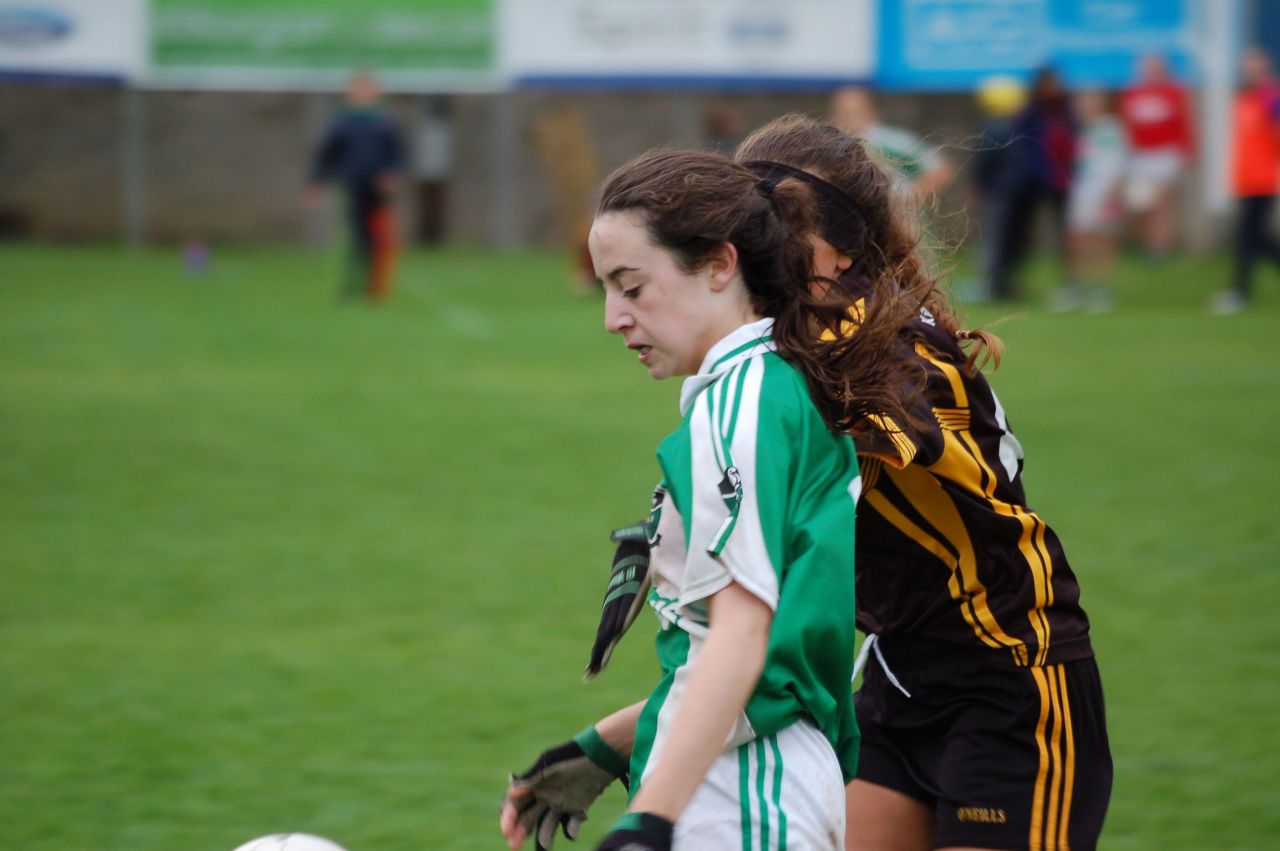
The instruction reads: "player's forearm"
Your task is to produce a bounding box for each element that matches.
[595,700,645,758]
[628,583,771,822]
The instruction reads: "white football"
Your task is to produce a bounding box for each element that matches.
[231,834,349,851]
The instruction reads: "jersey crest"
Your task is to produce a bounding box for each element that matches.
[709,465,743,556]
[646,486,665,548]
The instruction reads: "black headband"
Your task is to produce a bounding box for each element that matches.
[744,159,867,256]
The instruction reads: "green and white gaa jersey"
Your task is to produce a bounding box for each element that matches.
[630,318,863,794]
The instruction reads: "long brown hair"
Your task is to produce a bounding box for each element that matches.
[735,114,1003,374]
[596,148,922,433]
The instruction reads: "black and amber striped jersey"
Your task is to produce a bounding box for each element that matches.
[848,287,1093,668]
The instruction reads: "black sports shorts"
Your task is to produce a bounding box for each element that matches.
[854,636,1113,850]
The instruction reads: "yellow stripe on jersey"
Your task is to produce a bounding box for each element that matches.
[863,488,1006,651]
[919,341,968,407]
[879,465,1027,662]
[1029,507,1056,666]
[933,407,971,431]
[861,456,884,491]
[863,412,917,469]
[1015,508,1055,667]
[914,344,1060,666]
[823,299,868,342]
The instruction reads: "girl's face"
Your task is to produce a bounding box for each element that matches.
[810,234,853,283]
[590,210,731,380]
[787,165,854,284]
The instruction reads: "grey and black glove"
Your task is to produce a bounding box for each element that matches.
[594,812,674,851]
[509,726,631,850]
[585,523,652,679]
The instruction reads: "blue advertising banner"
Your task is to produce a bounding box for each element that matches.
[877,0,1199,90]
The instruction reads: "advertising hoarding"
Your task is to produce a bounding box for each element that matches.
[150,0,496,90]
[499,0,876,89]
[0,0,148,82]
[878,0,1200,89]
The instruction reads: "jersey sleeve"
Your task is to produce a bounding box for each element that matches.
[670,356,795,613]
[851,411,926,470]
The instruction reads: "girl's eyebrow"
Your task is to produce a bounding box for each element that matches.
[601,265,640,285]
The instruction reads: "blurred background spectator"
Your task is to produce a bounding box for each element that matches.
[531,101,601,292]
[971,75,1038,302]
[829,84,953,211]
[1120,54,1197,263]
[306,70,406,302]
[1025,67,1077,278]
[1060,89,1128,313]
[1216,47,1280,314]
[413,96,453,246]
[702,99,746,156]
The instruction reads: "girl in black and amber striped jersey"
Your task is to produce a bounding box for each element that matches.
[738,115,1112,851]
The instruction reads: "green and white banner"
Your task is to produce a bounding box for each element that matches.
[150,0,497,90]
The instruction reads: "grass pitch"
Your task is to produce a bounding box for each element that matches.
[2,243,1278,850]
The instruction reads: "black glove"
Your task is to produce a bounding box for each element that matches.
[585,523,652,679]
[594,812,674,851]
[507,726,631,850]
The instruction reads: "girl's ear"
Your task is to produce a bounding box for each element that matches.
[706,242,740,292]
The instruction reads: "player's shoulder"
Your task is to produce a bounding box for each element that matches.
[740,351,824,439]
[729,349,807,399]
[756,350,810,403]
[686,350,809,426]
[907,312,964,362]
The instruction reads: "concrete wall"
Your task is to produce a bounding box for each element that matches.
[0,84,125,240]
[0,82,1222,250]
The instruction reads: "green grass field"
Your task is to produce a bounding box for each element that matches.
[2,243,1278,850]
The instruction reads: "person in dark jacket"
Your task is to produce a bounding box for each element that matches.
[972,76,1039,301]
[308,71,406,302]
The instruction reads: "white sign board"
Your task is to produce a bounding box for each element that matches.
[0,0,148,82]
[499,0,875,85]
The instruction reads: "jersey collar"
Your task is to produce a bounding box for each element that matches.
[678,317,776,416]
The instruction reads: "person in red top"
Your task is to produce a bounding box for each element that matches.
[1119,53,1196,260]
[1214,48,1280,314]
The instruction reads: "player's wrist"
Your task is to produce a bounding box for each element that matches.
[595,812,673,851]
[572,724,630,777]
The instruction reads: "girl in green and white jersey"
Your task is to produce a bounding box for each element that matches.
[501,150,923,851]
